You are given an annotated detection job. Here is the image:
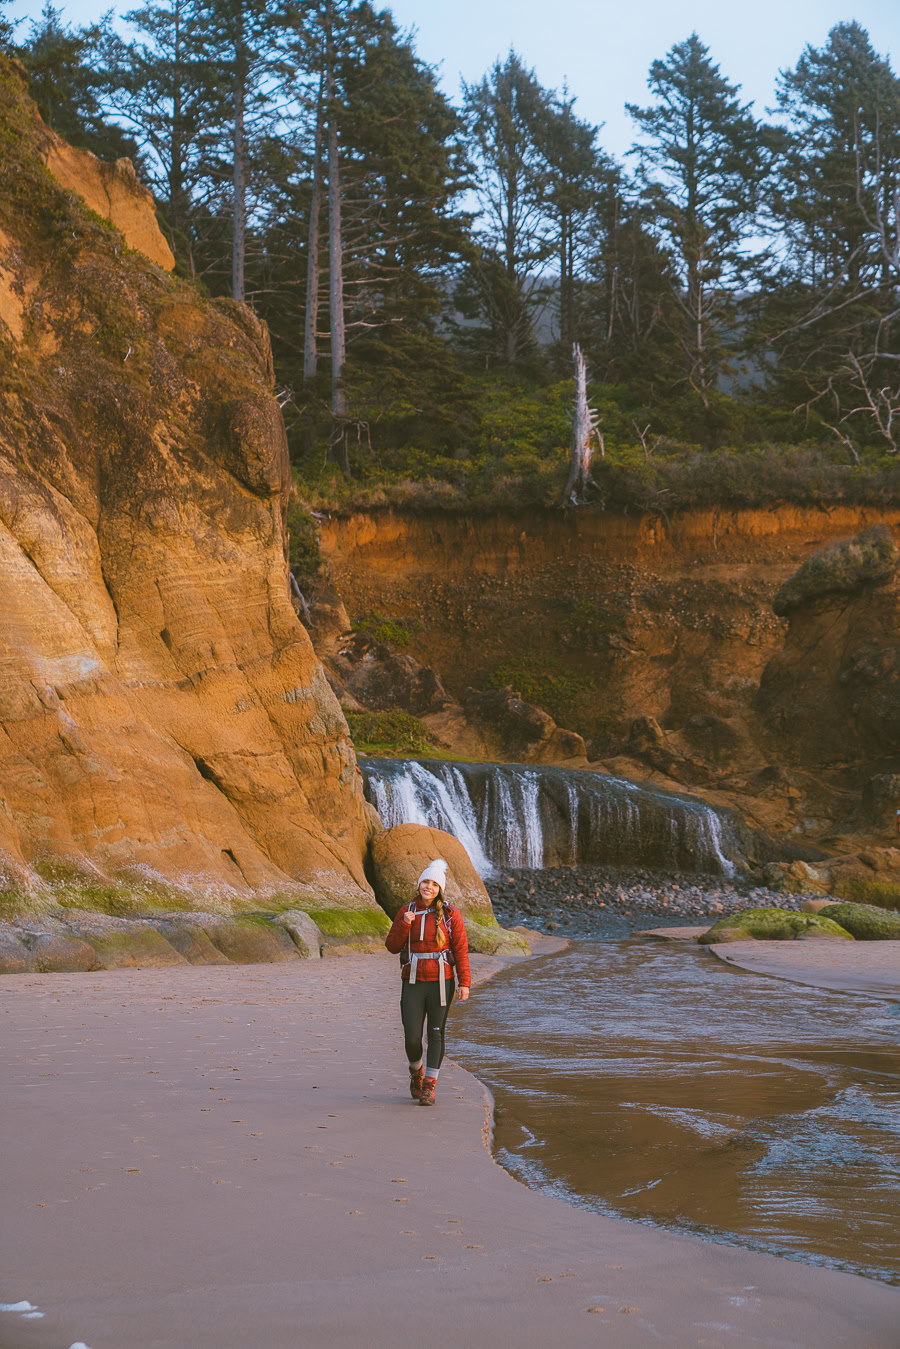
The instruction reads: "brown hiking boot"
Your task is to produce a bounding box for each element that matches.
[419,1076,436,1107]
[409,1064,425,1100]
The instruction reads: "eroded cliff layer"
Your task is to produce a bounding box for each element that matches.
[318,506,900,841]
[0,60,373,911]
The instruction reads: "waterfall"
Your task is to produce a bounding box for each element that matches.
[363,759,739,879]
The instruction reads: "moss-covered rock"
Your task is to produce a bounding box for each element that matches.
[819,901,900,940]
[773,525,898,615]
[301,907,390,939]
[203,917,299,964]
[463,919,531,957]
[762,861,831,895]
[699,907,853,944]
[83,925,188,968]
[0,932,30,972]
[151,922,231,965]
[274,909,324,958]
[28,933,99,972]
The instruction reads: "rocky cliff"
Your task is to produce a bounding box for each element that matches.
[317,505,900,845]
[0,59,375,918]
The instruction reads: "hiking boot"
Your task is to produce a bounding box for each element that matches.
[409,1064,425,1100]
[419,1077,436,1107]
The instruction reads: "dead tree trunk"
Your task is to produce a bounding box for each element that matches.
[561,343,599,505]
[303,70,325,382]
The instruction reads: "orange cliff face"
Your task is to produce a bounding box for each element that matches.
[318,507,900,843]
[318,505,900,738]
[0,61,375,910]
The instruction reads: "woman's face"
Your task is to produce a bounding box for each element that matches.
[418,878,440,904]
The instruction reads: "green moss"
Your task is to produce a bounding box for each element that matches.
[301,907,390,938]
[287,497,323,578]
[355,610,418,649]
[463,918,530,956]
[487,654,594,726]
[345,709,436,757]
[773,525,898,615]
[820,900,900,938]
[832,879,900,911]
[699,907,853,944]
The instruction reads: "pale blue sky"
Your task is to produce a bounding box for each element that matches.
[11,0,900,157]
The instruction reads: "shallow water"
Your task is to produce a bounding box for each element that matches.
[453,939,900,1284]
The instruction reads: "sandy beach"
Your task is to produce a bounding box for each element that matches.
[2,951,897,1349]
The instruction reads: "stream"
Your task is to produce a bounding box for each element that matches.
[453,938,900,1285]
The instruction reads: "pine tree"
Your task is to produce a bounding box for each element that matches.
[462,51,553,366]
[93,0,216,268]
[19,3,139,161]
[760,23,900,452]
[627,34,769,404]
[541,91,608,352]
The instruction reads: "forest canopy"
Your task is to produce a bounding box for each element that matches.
[5,1,900,509]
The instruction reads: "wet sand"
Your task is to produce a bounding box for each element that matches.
[708,940,900,998]
[1,954,898,1349]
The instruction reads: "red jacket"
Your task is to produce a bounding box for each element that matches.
[385,900,471,988]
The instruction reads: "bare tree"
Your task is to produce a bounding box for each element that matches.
[561,343,602,505]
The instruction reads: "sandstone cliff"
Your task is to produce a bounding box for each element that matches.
[0,59,375,916]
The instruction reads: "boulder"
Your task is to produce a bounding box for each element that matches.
[151,921,231,965]
[464,919,530,956]
[762,860,831,895]
[274,909,324,958]
[818,901,900,940]
[329,631,451,715]
[83,924,189,968]
[460,686,586,764]
[861,774,900,831]
[27,933,99,972]
[369,824,495,923]
[202,918,299,964]
[699,907,853,944]
[0,931,30,972]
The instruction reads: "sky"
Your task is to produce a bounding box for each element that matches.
[10,0,900,159]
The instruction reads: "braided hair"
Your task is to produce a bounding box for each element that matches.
[433,889,448,950]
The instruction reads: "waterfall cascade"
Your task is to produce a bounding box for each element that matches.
[363,759,738,878]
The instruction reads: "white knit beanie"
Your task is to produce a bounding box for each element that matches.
[416,858,448,890]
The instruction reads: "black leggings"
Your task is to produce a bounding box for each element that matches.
[400,978,455,1070]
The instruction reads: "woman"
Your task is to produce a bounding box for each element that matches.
[384,858,470,1107]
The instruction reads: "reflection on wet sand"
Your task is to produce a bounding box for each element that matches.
[453,939,900,1284]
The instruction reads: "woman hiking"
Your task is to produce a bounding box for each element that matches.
[384,858,470,1107]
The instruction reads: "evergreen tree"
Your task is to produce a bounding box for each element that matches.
[627,34,769,404]
[462,50,553,366]
[19,3,138,160]
[760,23,900,452]
[0,0,18,51]
[584,169,680,390]
[541,91,608,352]
[259,1,471,467]
[93,0,216,269]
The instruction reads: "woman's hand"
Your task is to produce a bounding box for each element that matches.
[401,909,415,926]
[457,986,470,1002]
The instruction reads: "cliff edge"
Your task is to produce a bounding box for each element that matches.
[0,58,375,916]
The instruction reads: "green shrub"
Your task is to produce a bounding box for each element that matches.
[487,655,595,726]
[344,709,435,756]
[356,610,417,648]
